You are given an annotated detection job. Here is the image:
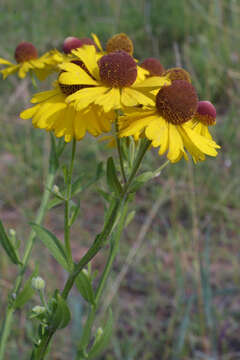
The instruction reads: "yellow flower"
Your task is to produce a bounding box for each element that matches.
[91,33,149,81]
[0,42,63,80]
[20,82,114,142]
[58,45,170,113]
[119,80,220,163]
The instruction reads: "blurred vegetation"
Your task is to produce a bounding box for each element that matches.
[0,0,240,359]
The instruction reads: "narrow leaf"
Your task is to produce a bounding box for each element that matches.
[49,133,59,172]
[50,291,71,330]
[88,309,113,359]
[75,270,95,305]
[31,224,68,270]
[106,157,122,195]
[0,220,21,265]
[14,267,38,309]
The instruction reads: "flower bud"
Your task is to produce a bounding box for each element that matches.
[9,228,16,237]
[32,305,46,315]
[31,276,45,291]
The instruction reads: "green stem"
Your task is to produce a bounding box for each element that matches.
[64,139,76,267]
[0,137,58,360]
[32,138,150,359]
[114,117,127,184]
[77,201,129,358]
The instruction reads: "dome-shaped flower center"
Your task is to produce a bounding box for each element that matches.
[106,33,133,55]
[140,58,164,76]
[58,60,95,96]
[195,101,216,125]
[99,51,137,88]
[15,42,38,63]
[163,67,191,83]
[156,80,198,125]
[63,37,96,54]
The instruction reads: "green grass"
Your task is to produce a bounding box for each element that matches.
[0,0,240,359]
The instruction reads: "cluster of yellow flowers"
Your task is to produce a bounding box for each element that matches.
[0,33,220,163]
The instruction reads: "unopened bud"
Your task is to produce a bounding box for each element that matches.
[32,305,46,315]
[32,276,45,291]
[9,228,16,237]
[52,184,60,194]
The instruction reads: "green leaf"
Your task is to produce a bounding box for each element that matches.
[49,133,59,172]
[50,291,71,329]
[125,210,136,227]
[72,162,104,196]
[14,267,38,309]
[130,169,161,192]
[106,157,122,195]
[88,309,113,359]
[47,197,64,210]
[75,270,95,305]
[0,220,21,265]
[31,224,68,270]
[68,200,81,227]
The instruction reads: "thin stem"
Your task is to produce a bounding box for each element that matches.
[0,136,58,360]
[114,116,127,184]
[77,201,129,358]
[32,138,150,359]
[64,139,76,267]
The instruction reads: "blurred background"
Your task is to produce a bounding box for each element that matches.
[0,0,240,359]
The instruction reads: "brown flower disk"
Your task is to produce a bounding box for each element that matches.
[15,42,38,63]
[156,80,198,125]
[59,61,94,96]
[140,58,164,76]
[163,67,191,83]
[195,101,216,125]
[106,33,133,55]
[99,51,137,88]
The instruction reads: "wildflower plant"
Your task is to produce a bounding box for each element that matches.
[0,34,220,360]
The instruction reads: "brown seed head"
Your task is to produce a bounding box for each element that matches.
[140,58,165,76]
[163,67,191,83]
[195,101,216,125]
[156,80,198,125]
[14,42,38,63]
[99,51,137,88]
[106,33,133,55]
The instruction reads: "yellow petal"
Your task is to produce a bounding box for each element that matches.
[91,33,104,53]
[59,67,98,85]
[1,64,20,79]
[122,88,155,107]
[167,124,184,162]
[94,88,121,112]
[31,89,61,103]
[0,58,12,65]
[66,86,108,110]
[71,45,99,80]
[20,104,41,120]
[133,76,170,89]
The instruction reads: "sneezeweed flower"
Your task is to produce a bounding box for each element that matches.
[58,45,170,112]
[119,80,220,163]
[91,33,149,80]
[192,100,217,139]
[140,58,165,76]
[0,42,61,80]
[20,79,114,142]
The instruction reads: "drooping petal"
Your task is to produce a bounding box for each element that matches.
[94,88,121,112]
[71,45,99,80]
